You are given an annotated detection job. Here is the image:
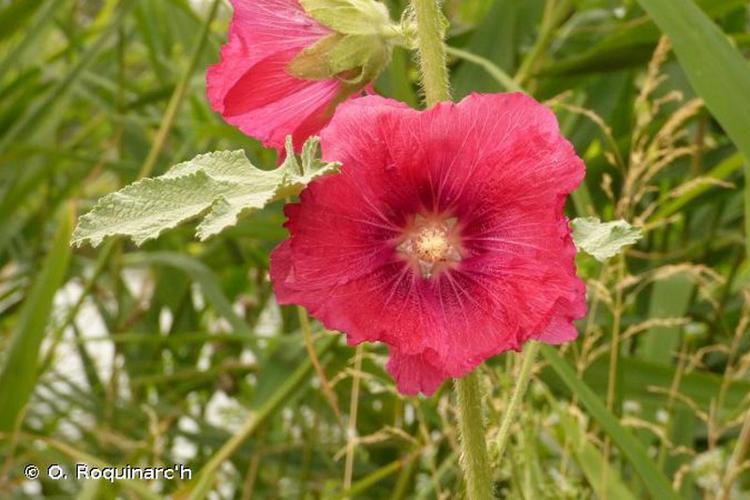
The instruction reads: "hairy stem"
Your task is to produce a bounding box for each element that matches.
[494,341,541,461]
[455,372,493,500]
[411,1,491,497]
[412,0,451,105]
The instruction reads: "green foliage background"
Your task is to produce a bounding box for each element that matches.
[1,0,749,498]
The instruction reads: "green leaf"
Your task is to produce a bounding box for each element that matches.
[633,0,750,164]
[539,0,746,77]
[542,356,750,416]
[633,0,750,256]
[451,0,519,97]
[71,136,339,247]
[571,217,643,261]
[639,274,694,363]
[540,345,680,500]
[0,204,74,433]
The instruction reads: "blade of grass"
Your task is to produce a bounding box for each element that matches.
[633,0,750,160]
[540,345,680,500]
[121,251,257,347]
[542,356,750,414]
[451,0,517,97]
[633,0,750,255]
[446,46,522,92]
[0,203,75,433]
[0,0,46,45]
[652,152,744,221]
[639,274,694,363]
[136,0,221,178]
[0,0,131,154]
[176,334,337,500]
[0,0,59,79]
[562,424,637,500]
[538,0,746,77]
[336,448,424,499]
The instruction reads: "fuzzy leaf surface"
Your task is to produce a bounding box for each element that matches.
[72,137,338,247]
[572,217,642,261]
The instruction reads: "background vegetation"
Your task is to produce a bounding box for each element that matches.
[1,0,749,498]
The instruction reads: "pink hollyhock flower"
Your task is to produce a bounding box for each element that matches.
[207,0,372,150]
[271,93,587,395]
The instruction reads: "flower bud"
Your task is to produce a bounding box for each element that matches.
[289,0,401,85]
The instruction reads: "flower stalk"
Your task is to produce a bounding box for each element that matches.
[455,372,493,500]
[412,1,489,497]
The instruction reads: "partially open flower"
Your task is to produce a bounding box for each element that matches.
[207,0,398,151]
[271,93,587,395]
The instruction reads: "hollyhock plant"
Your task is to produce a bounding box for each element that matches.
[207,0,398,151]
[270,92,587,395]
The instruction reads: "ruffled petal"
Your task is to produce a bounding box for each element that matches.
[386,349,448,396]
[273,93,587,394]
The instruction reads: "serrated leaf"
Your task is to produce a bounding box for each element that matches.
[72,137,339,247]
[571,217,642,262]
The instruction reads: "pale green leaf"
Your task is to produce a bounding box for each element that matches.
[72,137,339,247]
[571,217,642,261]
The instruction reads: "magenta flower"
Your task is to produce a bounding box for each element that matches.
[207,0,363,150]
[271,93,587,395]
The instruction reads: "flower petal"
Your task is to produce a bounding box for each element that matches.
[273,93,587,394]
[386,348,448,396]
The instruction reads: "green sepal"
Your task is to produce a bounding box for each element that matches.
[289,32,391,84]
[289,0,398,84]
[287,33,345,81]
[300,0,393,36]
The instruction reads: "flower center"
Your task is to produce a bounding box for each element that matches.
[397,214,462,278]
[414,227,451,263]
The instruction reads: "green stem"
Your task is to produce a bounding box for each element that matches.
[493,341,540,462]
[455,372,493,500]
[410,1,491,497]
[412,0,451,105]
